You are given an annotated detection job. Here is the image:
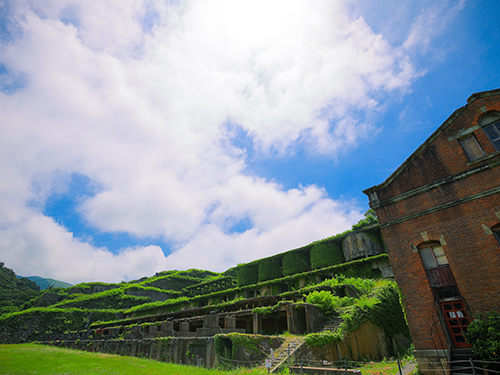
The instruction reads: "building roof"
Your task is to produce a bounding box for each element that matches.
[363,88,500,196]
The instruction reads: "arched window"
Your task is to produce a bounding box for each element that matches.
[480,112,500,151]
[419,243,449,270]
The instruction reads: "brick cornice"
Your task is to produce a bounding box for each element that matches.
[378,185,500,228]
[369,156,500,210]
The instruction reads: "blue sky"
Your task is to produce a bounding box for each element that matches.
[0,0,499,283]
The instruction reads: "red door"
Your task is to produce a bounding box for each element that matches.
[440,300,471,348]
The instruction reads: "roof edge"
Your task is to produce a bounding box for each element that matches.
[363,88,500,196]
[467,88,500,104]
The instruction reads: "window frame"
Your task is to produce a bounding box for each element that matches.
[492,224,500,247]
[459,134,486,161]
[419,243,449,270]
[480,112,500,151]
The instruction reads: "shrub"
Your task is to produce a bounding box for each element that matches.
[467,312,500,370]
[305,290,353,315]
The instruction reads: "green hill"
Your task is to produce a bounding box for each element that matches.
[0,263,41,316]
[23,276,73,290]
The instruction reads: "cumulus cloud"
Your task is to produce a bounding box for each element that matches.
[0,0,439,282]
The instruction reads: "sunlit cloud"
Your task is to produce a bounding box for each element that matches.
[0,0,456,283]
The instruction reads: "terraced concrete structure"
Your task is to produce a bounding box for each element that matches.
[35,225,410,369]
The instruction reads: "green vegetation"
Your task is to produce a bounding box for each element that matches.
[0,268,222,342]
[467,312,500,371]
[351,209,378,230]
[50,288,151,309]
[0,221,400,363]
[258,256,282,282]
[282,250,310,276]
[121,255,389,319]
[184,276,237,297]
[0,262,41,315]
[25,276,73,290]
[304,278,410,357]
[310,242,344,269]
[0,344,269,374]
[234,210,382,288]
[0,307,119,343]
[0,343,408,375]
[236,264,259,287]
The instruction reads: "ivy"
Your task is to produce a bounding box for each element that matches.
[305,329,344,347]
[258,256,283,282]
[282,250,311,276]
[236,264,259,287]
[304,280,409,353]
[310,242,345,269]
[0,308,119,343]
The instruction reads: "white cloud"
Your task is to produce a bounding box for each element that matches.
[402,0,466,51]
[0,213,168,283]
[0,0,440,282]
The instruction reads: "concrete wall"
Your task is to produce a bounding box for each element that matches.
[296,321,393,362]
[45,337,216,368]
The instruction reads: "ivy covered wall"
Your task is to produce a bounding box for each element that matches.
[282,250,311,276]
[236,264,259,287]
[258,256,282,282]
[310,242,345,269]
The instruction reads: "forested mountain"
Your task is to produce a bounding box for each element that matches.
[0,262,41,315]
[23,276,73,290]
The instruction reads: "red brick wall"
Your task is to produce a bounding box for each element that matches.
[369,92,500,351]
[376,95,500,202]
[380,199,500,350]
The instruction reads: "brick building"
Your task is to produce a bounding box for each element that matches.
[363,89,500,373]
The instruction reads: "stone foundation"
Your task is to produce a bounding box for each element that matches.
[414,349,448,375]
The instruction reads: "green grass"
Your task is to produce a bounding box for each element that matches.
[0,344,414,375]
[0,344,268,375]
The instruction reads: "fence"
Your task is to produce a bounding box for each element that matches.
[215,355,500,375]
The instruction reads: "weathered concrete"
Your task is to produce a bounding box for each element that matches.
[295,321,396,362]
[44,337,216,368]
[342,233,382,262]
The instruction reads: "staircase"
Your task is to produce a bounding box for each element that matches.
[315,317,343,332]
[265,335,305,373]
[449,348,478,375]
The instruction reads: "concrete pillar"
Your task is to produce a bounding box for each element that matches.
[252,312,261,334]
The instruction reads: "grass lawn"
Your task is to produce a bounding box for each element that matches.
[355,360,402,375]
[0,344,268,375]
[0,344,410,375]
